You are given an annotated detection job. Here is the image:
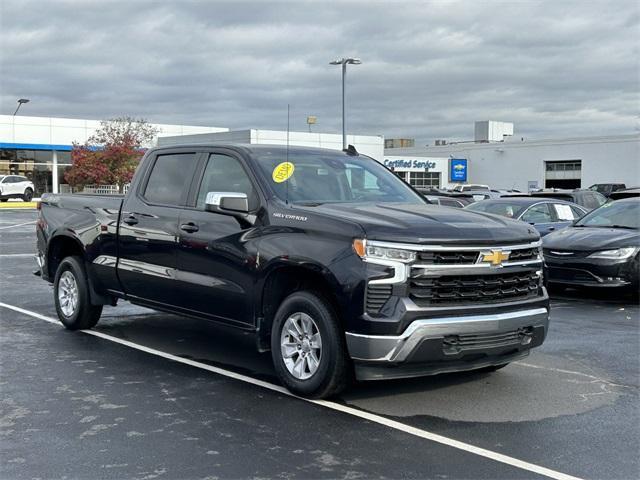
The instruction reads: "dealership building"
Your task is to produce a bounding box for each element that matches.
[1,115,638,195]
[0,115,229,195]
[0,115,384,195]
[384,121,640,191]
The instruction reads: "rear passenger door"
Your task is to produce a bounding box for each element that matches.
[520,203,556,236]
[174,150,261,326]
[117,150,200,304]
[3,176,18,195]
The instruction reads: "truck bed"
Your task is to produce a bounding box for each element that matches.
[41,193,124,213]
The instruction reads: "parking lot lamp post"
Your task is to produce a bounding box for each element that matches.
[329,58,361,149]
[13,98,30,116]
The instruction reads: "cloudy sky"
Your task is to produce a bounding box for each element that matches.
[1,0,638,144]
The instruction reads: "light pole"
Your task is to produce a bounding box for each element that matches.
[329,58,361,149]
[13,98,30,116]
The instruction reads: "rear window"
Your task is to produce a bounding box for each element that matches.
[439,198,463,208]
[582,192,606,209]
[465,201,527,218]
[143,153,195,205]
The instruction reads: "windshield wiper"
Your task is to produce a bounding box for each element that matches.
[586,224,637,230]
[607,225,637,230]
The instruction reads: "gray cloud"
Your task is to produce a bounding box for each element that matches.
[1,0,638,145]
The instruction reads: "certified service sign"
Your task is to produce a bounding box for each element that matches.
[449,158,468,182]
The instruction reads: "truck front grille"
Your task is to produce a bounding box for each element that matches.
[417,247,539,265]
[409,271,541,306]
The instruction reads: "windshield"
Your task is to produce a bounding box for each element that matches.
[0,176,5,183]
[465,201,527,219]
[575,201,639,229]
[253,151,425,205]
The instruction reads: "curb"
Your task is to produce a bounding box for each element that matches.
[0,202,38,209]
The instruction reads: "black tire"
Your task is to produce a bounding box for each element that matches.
[53,256,102,330]
[271,291,351,399]
[476,363,509,373]
[22,188,33,202]
[0,198,7,202]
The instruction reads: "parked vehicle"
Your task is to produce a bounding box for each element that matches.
[543,198,639,291]
[465,198,588,236]
[415,188,474,207]
[588,183,626,198]
[36,144,550,398]
[423,195,467,208]
[453,184,490,192]
[451,184,501,201]
[609,187,640,201]
[529,189,606,211]
[0,175,35,202]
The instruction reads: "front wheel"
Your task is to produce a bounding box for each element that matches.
[271,291,351,399]
[22,188,33,202]
[54,256,102,330]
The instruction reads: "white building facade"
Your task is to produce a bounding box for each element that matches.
[0,115,228,195]
[385,134,640,191]
[158,129,384,161]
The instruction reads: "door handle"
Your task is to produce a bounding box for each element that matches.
[548,226,556,231]
[180,222,199,233]
[123,215,138,226]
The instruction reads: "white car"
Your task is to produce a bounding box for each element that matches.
[0,175,35,202]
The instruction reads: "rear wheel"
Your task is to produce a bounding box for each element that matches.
[54,256,102,330]
[22,188,33,202]
[271,291,350,398]
[0,198,7,202]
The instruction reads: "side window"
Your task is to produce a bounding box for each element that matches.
[144,153,195,205]
[196,154,257,210]
[553,203,577,221]
[521,203,553,223]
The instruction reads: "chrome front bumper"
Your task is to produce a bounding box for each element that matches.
[345,307,549,363]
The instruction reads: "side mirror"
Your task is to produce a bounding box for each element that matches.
[205,192,249,215]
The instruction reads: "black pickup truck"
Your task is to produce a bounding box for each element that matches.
[36,144,550,398]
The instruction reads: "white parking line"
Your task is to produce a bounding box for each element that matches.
[0,253,36,257]
[0,220,36,230]
[0,301,583,480]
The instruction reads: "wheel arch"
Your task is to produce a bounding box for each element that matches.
[256,263,344,351]
[47,233,112,306]
[46,233,86,280]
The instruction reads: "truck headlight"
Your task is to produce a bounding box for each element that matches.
[353,239,416,263]
[587,247,637,260]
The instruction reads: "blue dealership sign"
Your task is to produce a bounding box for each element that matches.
[449,158,468,182]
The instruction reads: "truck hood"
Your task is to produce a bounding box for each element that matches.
[543,226,640,251]
[298,203,539,245]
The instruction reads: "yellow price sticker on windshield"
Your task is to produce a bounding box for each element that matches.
[272,162,295,183]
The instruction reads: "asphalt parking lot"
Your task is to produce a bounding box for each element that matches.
[1,208,638,480]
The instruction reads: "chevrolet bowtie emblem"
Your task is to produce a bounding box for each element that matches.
[480,249,510,266]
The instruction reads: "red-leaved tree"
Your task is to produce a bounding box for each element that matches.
[65,117,159,192]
